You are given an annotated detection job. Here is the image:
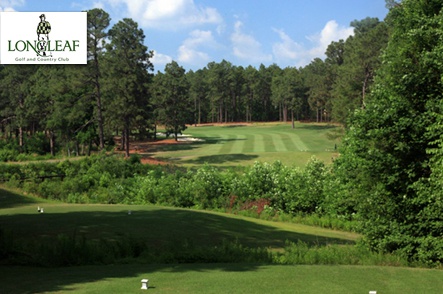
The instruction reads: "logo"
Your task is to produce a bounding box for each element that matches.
[0,12,87,64]
[36,14,52,57]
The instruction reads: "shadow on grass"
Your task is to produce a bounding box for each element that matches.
[147,137,244,153]
[196,136,246,145]
[0,192,356,293]
[0,188,40,208]
[0,263,265,294]
[221,124,248,128]
[1,208,354,249]
[147,142,202,152]
[295,124,338,131]
[182,153,258,165]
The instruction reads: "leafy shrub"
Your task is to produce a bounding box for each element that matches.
[275,240,408,266]
[23,133,50,155]
[0,164,24,183]
[0,149,19,162]
[190,164,232,209]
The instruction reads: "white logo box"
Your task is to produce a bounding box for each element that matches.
[0,12,87,64]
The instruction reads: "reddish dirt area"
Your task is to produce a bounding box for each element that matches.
[139,157,169,165]
[192,122,252,127]
[133,139,180,165]
[114,137,189,165]
[114,122,255,165]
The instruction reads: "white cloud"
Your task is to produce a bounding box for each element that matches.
[151,50,173,71]
[0,0,24,11]
[272,20,353,67]
[177,29,215,66]
[103,0,222,30]
[231,20,272,64]
[308,20,354,57]
[272,29,303,60]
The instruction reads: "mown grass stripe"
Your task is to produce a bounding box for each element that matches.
[242,134,255,153]
[253,134,266,152]
[278,133,297,151]
[198,133,225,154]
[262,134,276,152]
[218,134,236,154]
[288,133,309,151]
[178,123,340,166]
[272,133,288,152]
[232,134,247,153]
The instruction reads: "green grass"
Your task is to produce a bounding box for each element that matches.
[0,188,356,250]
[1,264,442,294]
[2,188,442,293]
[152,122,340,167]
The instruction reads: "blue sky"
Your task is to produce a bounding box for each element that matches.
[1,0,388,71]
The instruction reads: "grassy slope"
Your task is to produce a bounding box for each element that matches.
[0,188,356,250]
[1,190,442,293]
[154,122,340,167]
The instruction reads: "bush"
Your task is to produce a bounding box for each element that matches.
[190,164,232,209]
[275,240,408,266]
[0,149,19,162]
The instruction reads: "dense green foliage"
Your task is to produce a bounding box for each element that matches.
[0,155,351,230]
[0,155,329,214]
[335,0,443,266]
[331,18,389,124]
[153,61,192,139]
[104,18,154,157]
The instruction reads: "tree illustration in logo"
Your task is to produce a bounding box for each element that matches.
[36,14,51,57]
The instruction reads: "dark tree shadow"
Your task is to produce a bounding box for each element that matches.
[182,153,258,165]
[0,263,268,293]
[0,188,40,208]
[0,208,354,249]
[0,191,357,293]
[145,137,244,153]
[296,124,337,131]
[221,125,248,128]
[195,136,245,145]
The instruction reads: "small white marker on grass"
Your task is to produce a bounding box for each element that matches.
[141,279,149,290]
[369,291,377,294]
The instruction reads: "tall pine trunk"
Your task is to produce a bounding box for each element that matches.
[93,53,105,150]
[49,131,55,156]
[283,104,288,122]
[95,83,105,150]
[120,129,125,151]
[124,122,130,158]
[19,127,24,149]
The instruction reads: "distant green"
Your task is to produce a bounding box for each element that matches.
[155,122,340,167]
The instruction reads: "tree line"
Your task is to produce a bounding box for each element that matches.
[0,8,388,156]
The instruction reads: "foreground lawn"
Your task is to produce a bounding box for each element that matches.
[152,122,340,167]
[0,188,357,250]
[1,188,442,293]
[1,263,442,294]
